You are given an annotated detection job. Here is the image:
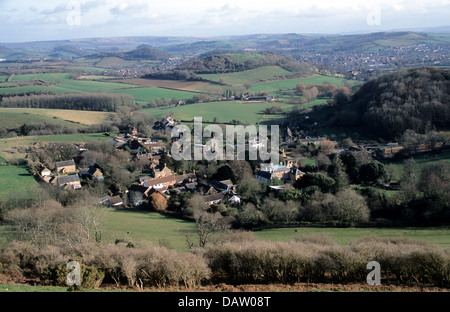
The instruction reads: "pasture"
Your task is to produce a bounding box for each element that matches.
[198,65,294,86]
[112,87,199,104]
[99,209,450,251]
[101,209,195,251]
[140,100,293,124]
[249,74,358,93]
[253,226,450,249]
[0,108,111,127]
[0,165,38,199]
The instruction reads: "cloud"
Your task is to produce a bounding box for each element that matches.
[110,2,149,15]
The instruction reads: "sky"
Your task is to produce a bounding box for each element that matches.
[1,0,449,43]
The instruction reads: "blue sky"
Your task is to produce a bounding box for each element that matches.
[1,0,449,42]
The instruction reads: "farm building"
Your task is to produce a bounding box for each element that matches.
[143,175,177,192]
[55,160,77,175]
[203,193,225,206]
[53,174,82,190]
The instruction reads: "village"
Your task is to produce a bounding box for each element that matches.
[30,113,442,217]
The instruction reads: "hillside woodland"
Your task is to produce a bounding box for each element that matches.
[332,67,450,140]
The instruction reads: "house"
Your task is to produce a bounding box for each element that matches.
[151,164,173,179]
[55,160,76,175]
[203,193,225,206]
[54,174,82,190]
[107,195,124,207]
[96,195,111,205]
[128,184,149,207]
[143,175,177,192]
[39,167,51,177]
[196,182,218,195]
[289,168,305,184]
[142,141,166,154]
[225,193,241,205]
[246,95,272,102]
[260,163,291,182]
[209,179,235,191]
[175,171,197,185]
[79,166,104,181]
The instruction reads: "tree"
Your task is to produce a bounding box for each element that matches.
[359,161,387,185]
[328,189,370,225]
[150,192,168,212]
[189,210,230,248]
[295,172,335,193]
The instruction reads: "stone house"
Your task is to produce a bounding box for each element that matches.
[55,160,77,175]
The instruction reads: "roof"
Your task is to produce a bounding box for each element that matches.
[203,193,225,203]
[144,175,176,187]
[55,160,75,168]
[256,171,272,180]
[57,175,80,184]
[108,196,123,205]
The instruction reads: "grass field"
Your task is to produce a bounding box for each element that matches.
[253,226,450,249]
[140,101,294,124]
[0,165,38,199]
[198,66,293,86]
[56,80,138,93]
[0,108,111,128]
[9,73,72,83]
[101,209,195,251]
[0,133,113,161]
[383,149,450,178]
[112,87,199,104]
[100,209,450,251]
[249,75,358,93]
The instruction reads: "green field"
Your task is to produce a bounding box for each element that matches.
[97,209,450,251]
[140,101,293,124]
[101,209,195,251]
[112,87,199,104]
[10,73,72,83]
[0,108,88,129]
[0,108,111,129]
[0,85,77,94]
[56,80,138,93]
[0,165,38,199]
[250,75,358,93]
[199,66,293,86]
[253,226,450,249]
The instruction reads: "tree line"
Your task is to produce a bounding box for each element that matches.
[0,92,135,112]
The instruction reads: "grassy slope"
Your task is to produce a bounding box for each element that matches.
[101,209,195,251]
[253,226,450,249]
[112,87,198,104]
[0,108,111,128]
[198,66,293,86]
[0,165,38,199]
[140,101,293,124]
[0,133,112,161]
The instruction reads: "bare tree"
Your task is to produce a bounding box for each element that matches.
[188,210,231,248]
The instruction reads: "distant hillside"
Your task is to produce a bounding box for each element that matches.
[334,66,450,140]
[175,52,314,74]
[94,45,171,61]
[143,52,314,81]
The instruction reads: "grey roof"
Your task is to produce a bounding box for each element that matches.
[55,160,76,167]
[57,175,80,184]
